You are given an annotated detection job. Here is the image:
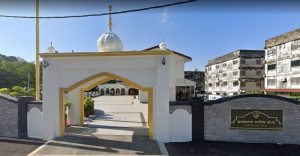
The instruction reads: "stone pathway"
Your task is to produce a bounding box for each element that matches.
[29,95,161,155]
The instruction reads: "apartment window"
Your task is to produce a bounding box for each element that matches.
[222,73,227,77]
[267,64,276,70]
[241,59,246,64]
[256,81,261,87]
[216,82,220,87]
[222,81,227,86]
[291,42,300,51]
[241,71,246,76]
[267,49,277,55]
[256,60,262,65]
[241,81,246,87]
[291,77,300,85]
[222,63,227,67]
[233,81,239,86]
[233,71,238,76]
[291,60,300,67]
[233,60,238,65]
[267,79,276,86]
[256,71,261,75]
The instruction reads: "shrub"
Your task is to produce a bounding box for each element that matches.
[84,97,94,117]
[12,86,26,96]
[0,88,9,95]
[9,92,18,97]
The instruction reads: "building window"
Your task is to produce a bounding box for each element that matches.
[233,71,238,76]
[267,64,276,70]
[241,71,246,76]
[222,63,227,67]
[222,73,227,77]
[216,65,219,69]
[267,79,276,86]
[256,81,261,87]
[208,83,212,87]
[291,77,300,85]
[256,71,261,75]
[233,81,239,86]
[291,42,300,51]
[208,67,211,71]
[216,82,220,86]
[291,60,300,67]
[267,49,277,56]
[241,59,246,64]
[256,60,262,65]
[241,81,246,87]
[222,81,227,86]
[233,60,238,65]
[216,74,219,78]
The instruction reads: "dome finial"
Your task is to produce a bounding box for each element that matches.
[108,5,112,31]
[47,42,56,53]
[159,40,167,50]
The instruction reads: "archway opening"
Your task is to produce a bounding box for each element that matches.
[59,72,153,140]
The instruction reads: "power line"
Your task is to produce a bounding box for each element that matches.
[0,0,197,19]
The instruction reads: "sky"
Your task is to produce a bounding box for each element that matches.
[0,0,300,71]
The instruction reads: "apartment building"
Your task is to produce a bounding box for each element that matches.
[185,70,205,95]
[205,50,265,96]
[264,28,300,95]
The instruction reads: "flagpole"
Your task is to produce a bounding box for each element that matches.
[35,0,40,101]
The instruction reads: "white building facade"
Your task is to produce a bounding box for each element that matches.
[205,50,265,96]
[264,28,300,95]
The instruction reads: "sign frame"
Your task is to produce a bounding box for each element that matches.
[231,109,283,130]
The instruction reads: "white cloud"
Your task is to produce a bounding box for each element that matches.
[160,8,169,23]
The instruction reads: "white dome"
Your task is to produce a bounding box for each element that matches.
[97,31,123,52]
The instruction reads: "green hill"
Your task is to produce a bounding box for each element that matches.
[0,53,36,89]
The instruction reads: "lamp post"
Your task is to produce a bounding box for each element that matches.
[35,0,40,101]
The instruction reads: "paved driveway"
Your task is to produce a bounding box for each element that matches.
[165,141,300,156]
[29,95,161,155]
[89,95,148,136]
[0,137,44,156]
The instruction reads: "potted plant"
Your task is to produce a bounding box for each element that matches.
[64,99,72,126]
[84,97,94,117]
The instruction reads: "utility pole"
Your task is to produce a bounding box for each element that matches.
[35,0,40,101]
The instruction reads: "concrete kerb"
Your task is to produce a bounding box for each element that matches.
[27,140,51,156]
[158,142,169,155]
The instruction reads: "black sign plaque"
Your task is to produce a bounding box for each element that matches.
[231,109,283,130]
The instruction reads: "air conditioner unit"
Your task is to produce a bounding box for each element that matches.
[281,78,287,82]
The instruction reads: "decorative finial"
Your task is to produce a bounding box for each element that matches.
[108,5,112,31]
[159,40,167,50]
[47,42,56,53]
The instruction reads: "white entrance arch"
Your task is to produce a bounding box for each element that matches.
[76,72,153,139]
[41,51,173,142]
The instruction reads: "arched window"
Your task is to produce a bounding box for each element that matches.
[106,88,109,94]
[116,88,120,95]
[111,88,115,95]
[101,89,104,95]
[121,88,125,95]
